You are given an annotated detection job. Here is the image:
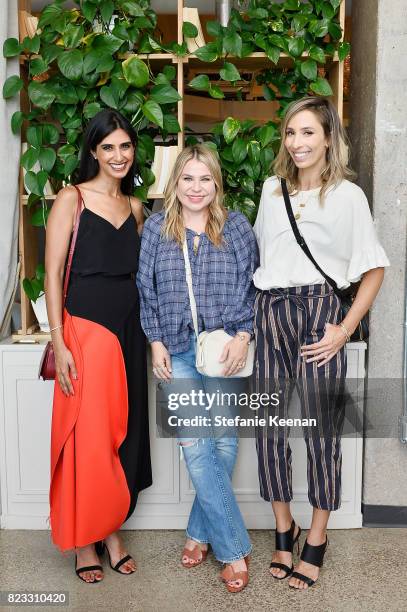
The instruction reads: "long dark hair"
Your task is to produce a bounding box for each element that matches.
[74,109,137,195]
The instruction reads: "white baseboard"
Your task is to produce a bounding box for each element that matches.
[1,512,363,530]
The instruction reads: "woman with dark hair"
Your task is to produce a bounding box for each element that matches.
[45,109,152,583]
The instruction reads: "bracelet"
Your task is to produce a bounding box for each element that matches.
[339,322,351,342]
[236,332,251,346]
[50,324,63,332]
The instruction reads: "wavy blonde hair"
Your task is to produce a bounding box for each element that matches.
[273,96,355,202]
[162,144,227,247]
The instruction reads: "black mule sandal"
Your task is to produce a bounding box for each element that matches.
[269,519,302,580]
[289,537,328,588]
[75,556,103,583]
[96,541,136,575]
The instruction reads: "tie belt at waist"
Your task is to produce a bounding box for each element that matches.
[258,284,334,350]
[263,283,334,299]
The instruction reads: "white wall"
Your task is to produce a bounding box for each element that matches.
[350,0,407,506]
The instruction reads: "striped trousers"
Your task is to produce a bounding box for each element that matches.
[253,283,346,511]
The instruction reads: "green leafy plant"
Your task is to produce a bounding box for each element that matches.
[3,0,182,303]
[3,0,181,214]
[187,117,280,224]
[22,264,45,302]
[183,0,350,218]
[4,0,350,308]
[186,0,350,105]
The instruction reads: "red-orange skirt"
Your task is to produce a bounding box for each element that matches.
[50,274,152,551]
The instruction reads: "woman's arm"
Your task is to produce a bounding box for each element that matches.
[301,267,385,366]
[301,185,389,366]
[45,186,78,395]
[220,214,260,375]
[342,267,384,336]
[222,214,260,337]
[130,196,144,235]
[136,216,172,380]
[136,217,162,342]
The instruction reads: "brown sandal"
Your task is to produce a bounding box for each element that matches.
[181,544,209,568]
[220,555,250,593]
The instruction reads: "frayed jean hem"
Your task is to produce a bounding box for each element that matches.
[185,530,209,545]
[215,544,252,565]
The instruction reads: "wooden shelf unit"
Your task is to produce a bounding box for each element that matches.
[176,0,345,139]
[14,0,346,341]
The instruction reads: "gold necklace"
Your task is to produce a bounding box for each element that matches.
[293,190,319,220]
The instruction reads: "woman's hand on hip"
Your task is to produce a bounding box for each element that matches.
[54,342,78,396]
[219,334,249,377]
[151,341,172,381]
[300,322,347,367]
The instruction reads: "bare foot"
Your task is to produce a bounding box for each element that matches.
[288,559,320,590]
[223,557,248,589]
[76,544,104,583]
[288,532,327,590]
[104,532,136,574]
[269,523,300,579]
[181,538,208,567]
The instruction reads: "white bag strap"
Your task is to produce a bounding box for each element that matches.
[182,239,199,338]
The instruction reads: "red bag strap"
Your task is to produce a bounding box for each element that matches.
[62,185,83,303]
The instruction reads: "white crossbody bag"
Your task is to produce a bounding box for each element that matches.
[182,240,255,378]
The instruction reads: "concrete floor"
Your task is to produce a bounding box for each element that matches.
[0,529,406,612]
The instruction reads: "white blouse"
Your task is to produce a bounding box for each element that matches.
[253,176,390,290]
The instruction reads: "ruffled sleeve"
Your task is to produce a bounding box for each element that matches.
[346,188,390,283]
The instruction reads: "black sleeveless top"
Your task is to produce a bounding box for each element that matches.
[71,202,140,277]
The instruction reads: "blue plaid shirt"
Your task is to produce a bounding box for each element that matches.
[137,211,259,354]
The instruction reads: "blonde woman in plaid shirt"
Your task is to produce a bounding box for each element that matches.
[137,144,258,593]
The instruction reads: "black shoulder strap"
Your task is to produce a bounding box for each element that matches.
[280,177,340,293]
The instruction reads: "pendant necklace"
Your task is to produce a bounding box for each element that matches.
[293,189,320,220]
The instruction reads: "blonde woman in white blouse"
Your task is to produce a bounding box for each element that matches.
[253,96,389,590]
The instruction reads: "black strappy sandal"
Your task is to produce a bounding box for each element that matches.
[75,556,103,583]
[289,537,328,589]
[96,540,136,575]
[269,519,302,580]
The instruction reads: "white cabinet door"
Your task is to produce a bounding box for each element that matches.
[0,342,365,529]
[0,347,53,528]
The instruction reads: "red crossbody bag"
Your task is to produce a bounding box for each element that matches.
[38,186,83,380]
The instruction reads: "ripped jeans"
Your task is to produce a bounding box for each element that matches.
[165,334,252,563]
